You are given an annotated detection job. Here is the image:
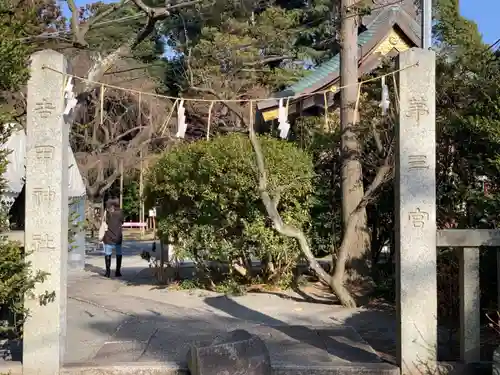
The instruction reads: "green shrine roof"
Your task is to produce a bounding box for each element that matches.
[275,4,420,98]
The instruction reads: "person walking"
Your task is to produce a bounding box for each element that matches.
[102,198,124,278]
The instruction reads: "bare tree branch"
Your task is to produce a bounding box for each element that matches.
[128,0,168,18]
[80,0,130,42]
[247,119,354,307]
[128,0,202,18]
[190,85,246,124]
[104,63,161,75]
[243,55,294,67]
[65,0,203,92]
[245,108,392,307]
[67,0,87,47]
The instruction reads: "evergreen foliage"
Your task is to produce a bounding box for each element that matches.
[145,133,314,286]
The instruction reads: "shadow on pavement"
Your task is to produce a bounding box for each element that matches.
[341,308,479,363]
[341,308,398,364]
[248,284,337,305]
[203,295,380,362]
[76,295,384,367]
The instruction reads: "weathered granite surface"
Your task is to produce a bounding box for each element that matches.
[395,47,437,374]
[23,49,70,375]
[187,329,272,375]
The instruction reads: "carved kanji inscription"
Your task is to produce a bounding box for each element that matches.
[33,187,56,205]
[34,145,55,160]
[408,208,430,228]
[30,233,56,251]
[405,97,429,122]
[34,98,56,119]
[408,155,429,170]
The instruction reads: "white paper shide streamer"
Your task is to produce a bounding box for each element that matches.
[64,77,78,115]
[176,99,187,138]
[277,98,290,139]
[379,76,390,115]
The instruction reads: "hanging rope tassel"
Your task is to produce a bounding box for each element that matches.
[391,73,400,113]
[379,76,390,115]
[249,100,254,129]
[323,92,328,130]
[277,98,290,139]
[354,83,362,123]
[149,100,154,137]
[206,101,215,141]
[63,77,78,115]
[100,84,105,125]
[176,99,187,138]
[137,93,142,130]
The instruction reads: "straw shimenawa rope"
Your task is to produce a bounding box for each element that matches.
[41,63,418,104]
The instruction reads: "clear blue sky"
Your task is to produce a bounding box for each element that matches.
[460,0,498,45]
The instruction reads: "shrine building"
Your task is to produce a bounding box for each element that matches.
[257,0,421,122]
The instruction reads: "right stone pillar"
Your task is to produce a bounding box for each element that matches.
[395,47,437,374]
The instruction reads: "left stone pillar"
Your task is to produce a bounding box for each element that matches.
[23,50,69,375]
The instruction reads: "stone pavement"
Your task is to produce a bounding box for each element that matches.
[3,242,400,375]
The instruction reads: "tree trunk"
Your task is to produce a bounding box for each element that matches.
[339,0,370,279]
[246,114,357,308]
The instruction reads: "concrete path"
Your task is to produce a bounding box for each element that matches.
[64,252,398,374]
[3,239,400,375]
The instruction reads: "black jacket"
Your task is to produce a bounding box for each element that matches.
[103,210,124,245]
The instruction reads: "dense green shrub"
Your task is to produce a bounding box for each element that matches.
[0,239,48,338]
[145,133,314,286]
[0,139,51,339]
[0,125,51,338]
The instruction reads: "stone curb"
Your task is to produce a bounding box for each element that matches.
[4,360,489,375]
[1,361,400,375]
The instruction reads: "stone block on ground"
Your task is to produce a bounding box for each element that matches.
[187,329,272,375]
